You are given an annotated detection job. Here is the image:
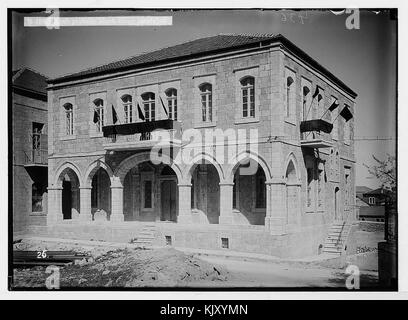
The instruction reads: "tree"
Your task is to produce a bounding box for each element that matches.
[363,154,396,191]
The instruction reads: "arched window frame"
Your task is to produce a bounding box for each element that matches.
[63,102,74,136]
[199,83,212,123]
[301,77,312,122]
[141,92,156,122]
[240,76,255,118]
[165,88,177,120]
[93,98,105,133]
[120,94,133,124]
[284,67,296,123]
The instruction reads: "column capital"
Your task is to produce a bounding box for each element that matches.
[219,182,234,187]
[47,187,63,191]
[178,183,192,187]
[79,186,92,190]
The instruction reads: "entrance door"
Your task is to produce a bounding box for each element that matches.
[334,187,340,220]
[161,180,177,222]
[62,180,72,220]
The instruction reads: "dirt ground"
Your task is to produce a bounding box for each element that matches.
[12,239,379,289]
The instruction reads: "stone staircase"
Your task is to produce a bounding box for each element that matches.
[322,220,353,256]
[130,224,156,247]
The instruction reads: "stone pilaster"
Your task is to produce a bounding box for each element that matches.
[79,187,92,221]
[110,177,124,222]
[47,187,63,224]
[219,182,234,225]
[177,183,192,224]
[265,179,287,234]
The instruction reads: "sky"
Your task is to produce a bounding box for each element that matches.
[11,9,397,189]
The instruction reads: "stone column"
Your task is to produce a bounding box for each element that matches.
[47,187,63,224]
[110,177,124,222]
[219,182,234,224]
[79,186,92,221]
[132,171,140,221]
[264,179,286,234]
[177,183,192,224]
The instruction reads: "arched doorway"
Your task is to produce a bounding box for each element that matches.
[91,167,111,219]
[334,187,340,220]
[190,162,221,224]
[160,166,178,222]
[231,159,267,225]
[285,160,299,225]
[57,167,80,220]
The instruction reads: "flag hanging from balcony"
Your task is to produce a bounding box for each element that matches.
[137,102,145,121]
[340,105,353,122]
[111,104,118,124]
[159,96,168,117]
[93,109,100,123]
[312,86,320,99]
[328,100,339,112]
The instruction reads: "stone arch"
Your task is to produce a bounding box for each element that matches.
[184,152,225,183]
[84,159,114,188]
[53,162,82,187]
[114,151,183,185]
[227,150,272,184]
[284,152,301,183]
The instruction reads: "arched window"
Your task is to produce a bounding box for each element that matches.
[241,76,255,118]
[63,103,74,135]
[317,93,324,116]
[93,98,104,132]
[286,76,294,118]
[302,86,310,121]
[121,95,133,124]
[165,88,177,120]
[199,83,212,122]
[141,92,155,121]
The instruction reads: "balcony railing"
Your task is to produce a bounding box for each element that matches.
[24,133,48,166]
[300,119,333,148]
[102,119,182,151]
[24,149,47,166]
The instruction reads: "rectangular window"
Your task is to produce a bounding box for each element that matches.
[369,197,375,205]
[318,168,324,209]
[307,168,313,208]
[144,180,152,208]
[32,184,43,212]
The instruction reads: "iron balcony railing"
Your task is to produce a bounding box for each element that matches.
[24,134,48,166]
[102,119,181,144]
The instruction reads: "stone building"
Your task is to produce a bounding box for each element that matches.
[42,34,357,257]
[12,68,48,233]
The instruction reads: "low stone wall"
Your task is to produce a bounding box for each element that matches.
[23,222,330,259]
[358,221,385,233]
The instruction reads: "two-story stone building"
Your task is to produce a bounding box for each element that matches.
[12,68,48,234]
[42,34,357,257]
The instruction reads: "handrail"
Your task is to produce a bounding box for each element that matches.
[335,207,353,248]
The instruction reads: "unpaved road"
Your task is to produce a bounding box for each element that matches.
[196,256,379,288]
[12,238,379,289]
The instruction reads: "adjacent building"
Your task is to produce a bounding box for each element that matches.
[41,34,357,257]
[12,68,48,233]
[356,186,388,222]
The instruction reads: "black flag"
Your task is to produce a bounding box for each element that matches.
[160,96,168,117]
[137,102,145,121]
[111,104,118,124]
[328,100,339,112]
[340,106,353,122]
[93,109,100,123]
[312,86,320,99]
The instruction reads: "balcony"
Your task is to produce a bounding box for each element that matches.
[24,133,48,168]
[102,119,182,151]
[300,119,333,149]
